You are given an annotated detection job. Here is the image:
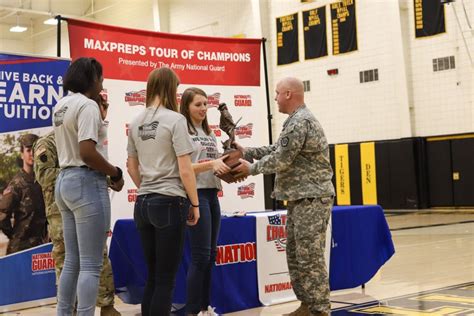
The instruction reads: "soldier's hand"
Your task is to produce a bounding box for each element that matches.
[109,178,124,192]
[231,158,251,179]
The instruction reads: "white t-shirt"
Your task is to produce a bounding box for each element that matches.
[97,120,109,160]
[53,93,104,168]
[190,126,222,190]
[127,106,194,198]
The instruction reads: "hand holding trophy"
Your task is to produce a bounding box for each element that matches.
[216,103,252,183]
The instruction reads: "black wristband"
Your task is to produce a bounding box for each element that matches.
[110,166,123,182]
[190,203,199,207]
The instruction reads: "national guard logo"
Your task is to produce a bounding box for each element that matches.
[207,93,221,108]
[215,242,256,266]
[176,92,183,105]
[237,183,255,199]
[124,90,146,106]
[280,136,289,147]
[31,252,55,274]
[267,214,287,252]
[138,121,159,141]
[53,106,68,127]
[234,94,252,107]
[209,124,222,137]
[235,123,253,139]
[127,188,137,203]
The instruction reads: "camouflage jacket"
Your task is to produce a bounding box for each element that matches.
[0,169,46,242]
[246,105,335,201]
[33,131,60,217]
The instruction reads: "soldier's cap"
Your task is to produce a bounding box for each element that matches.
[19,133,39,148]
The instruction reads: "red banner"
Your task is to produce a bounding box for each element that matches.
[67,19,261,86]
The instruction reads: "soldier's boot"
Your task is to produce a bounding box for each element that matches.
[284,303,310,316]
[100,305,121,316]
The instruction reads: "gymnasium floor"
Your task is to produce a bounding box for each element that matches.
[2,209,473,315]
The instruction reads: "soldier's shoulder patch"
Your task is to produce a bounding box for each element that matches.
[281,136,289,147]
[34,147,46,158]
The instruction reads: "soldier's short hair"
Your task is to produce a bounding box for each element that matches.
[19,134,39,151]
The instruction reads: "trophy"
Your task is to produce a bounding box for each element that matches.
[216,103,251,183]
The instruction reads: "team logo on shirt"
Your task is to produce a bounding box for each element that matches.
[53,106,68,127]
[138,121,159,140]
[209,125,221,137]
[266,214,287,252]
[234,94,252,107]
[235,123,253,139]
[207,93,221,108]
[237,182,255,199]
[124,90,146,106]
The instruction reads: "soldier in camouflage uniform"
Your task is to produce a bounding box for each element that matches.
[233,77,335,316]
[33,95,121,316]
[0,134,47,255]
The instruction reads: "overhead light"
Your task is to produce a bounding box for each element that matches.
[10,25,28,32]
[44,17,58,25]
[10,13,27,33]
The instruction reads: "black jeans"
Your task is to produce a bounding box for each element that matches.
[134,193,188,316]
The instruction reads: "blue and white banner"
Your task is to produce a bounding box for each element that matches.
[0,53,69,133]
[0,52,69,309]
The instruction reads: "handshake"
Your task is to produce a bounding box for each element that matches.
[213,142,252,184]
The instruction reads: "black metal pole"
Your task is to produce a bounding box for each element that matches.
[261,38,273,145]
[56,15,61,57]
[261,38,277,211]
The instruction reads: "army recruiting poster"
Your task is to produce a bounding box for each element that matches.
[0,52,69,308]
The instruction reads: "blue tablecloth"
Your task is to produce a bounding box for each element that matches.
[109,205,394,314]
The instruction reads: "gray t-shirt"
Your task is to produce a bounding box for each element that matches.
[190,126,222,190]
[127,106,194,198]
[53,93,104,168]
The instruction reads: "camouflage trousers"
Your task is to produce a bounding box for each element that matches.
[48,213,115,307]
[286,196,333,314]
[6,235,44,255]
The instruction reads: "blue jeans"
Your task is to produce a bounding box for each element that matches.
[55,167,110,316]
[186,189,221,313]
[134,193,188,316]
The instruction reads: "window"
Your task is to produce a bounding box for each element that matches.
[359,69,379,83]
[433,56,455,72]
[303,80,311,92]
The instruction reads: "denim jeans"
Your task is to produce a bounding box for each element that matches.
[186,189,221,314]
[55,167,110,316]
[134,193,188,316]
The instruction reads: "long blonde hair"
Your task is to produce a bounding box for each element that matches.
[145,67,180,111]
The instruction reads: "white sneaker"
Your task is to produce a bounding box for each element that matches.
[197,306,218,316]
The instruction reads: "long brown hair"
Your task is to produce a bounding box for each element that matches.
[145,67,180,112]
[180,87,211,136]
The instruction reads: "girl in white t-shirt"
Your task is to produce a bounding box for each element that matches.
[53,57,124,316]
[180,87,230,315]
